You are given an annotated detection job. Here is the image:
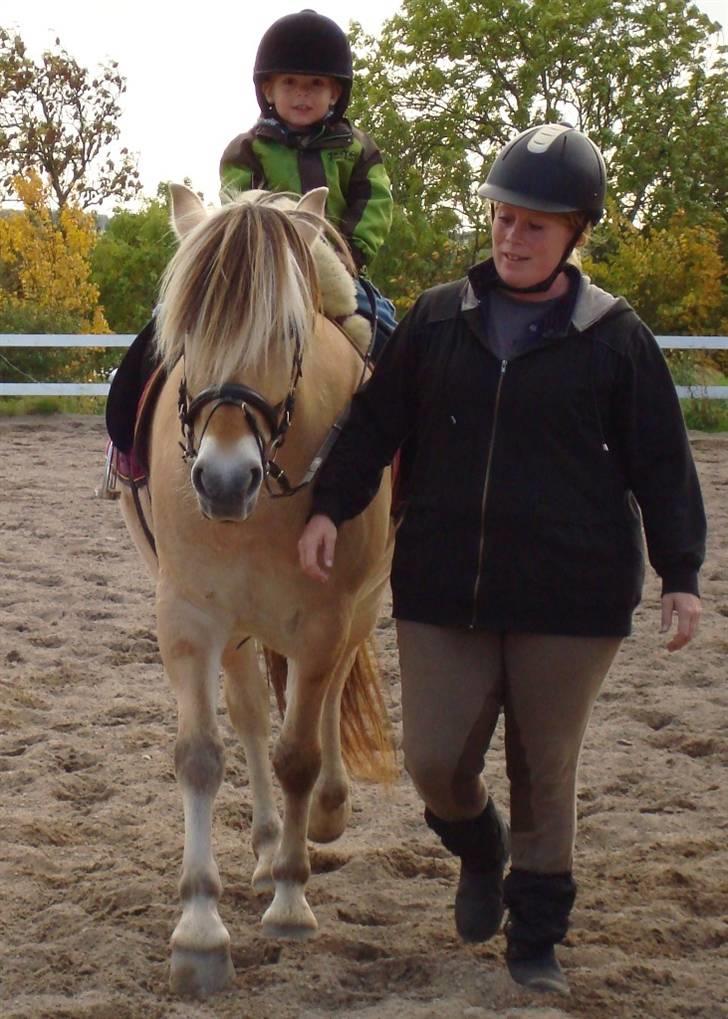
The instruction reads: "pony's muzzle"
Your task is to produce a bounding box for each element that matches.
[191,438,264,520]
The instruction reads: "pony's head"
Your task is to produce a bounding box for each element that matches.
[157,186,332,395]
[157,185,334,522]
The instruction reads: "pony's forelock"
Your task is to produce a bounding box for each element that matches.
[156,195,323,392]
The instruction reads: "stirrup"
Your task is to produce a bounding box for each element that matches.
[95,442,121,500]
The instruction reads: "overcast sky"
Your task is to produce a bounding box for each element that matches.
[2,0,726,212]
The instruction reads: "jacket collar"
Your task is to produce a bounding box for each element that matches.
[253,114,353,149]
[465,258,582,339]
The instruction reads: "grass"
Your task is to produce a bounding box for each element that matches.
[681,398,728,432]
[667,351,728,431]
[1,384,726,432]
[0,396,106,416]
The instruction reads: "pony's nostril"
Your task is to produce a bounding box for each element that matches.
[192,462,206,496]
[248,465,263,495]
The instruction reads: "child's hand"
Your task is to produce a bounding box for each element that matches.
[298,514,338,583]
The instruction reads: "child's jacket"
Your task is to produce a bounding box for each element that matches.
[219,116,392,270]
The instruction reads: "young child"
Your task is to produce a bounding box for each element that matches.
[219,8,396,357]
[99,10,395,499]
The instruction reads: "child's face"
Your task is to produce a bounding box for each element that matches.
[263,73,342,129]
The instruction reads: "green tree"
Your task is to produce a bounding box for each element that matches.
[349,0,728,310]
[92,190,177,333]
[0,28,141,210]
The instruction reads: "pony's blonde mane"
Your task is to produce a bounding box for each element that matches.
[156,193,339,391]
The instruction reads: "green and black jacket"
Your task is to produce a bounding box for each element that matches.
[219,115,392,270]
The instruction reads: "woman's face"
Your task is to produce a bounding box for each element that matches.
[491,203,576,299]
[263,73,341,129]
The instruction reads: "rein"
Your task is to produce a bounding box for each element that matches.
[176,281,379,500]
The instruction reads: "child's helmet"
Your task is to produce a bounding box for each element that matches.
[478,124,607,224]
[254,10,353,121]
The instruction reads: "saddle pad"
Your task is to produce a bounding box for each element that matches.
[131,362,168,478]
[105,318,157,453]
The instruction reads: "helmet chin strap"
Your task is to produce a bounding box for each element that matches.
[496,224,585,295]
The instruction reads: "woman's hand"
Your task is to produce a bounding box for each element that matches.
[660,592,702,652]
[298,514,338,583]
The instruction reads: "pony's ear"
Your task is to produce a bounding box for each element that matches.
[168,183,207,239]
[294,187,328,246]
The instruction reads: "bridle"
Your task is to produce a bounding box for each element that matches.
[177,335,308,498]
[176,279,379,500]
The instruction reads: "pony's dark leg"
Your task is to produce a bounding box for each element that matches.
[222,640,282,893]
[156,589,234,998]
[310,590,389,842]
[308,650,355,843]
[262,658,332,939]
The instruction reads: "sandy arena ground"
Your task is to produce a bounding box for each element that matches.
[1,415,726,1019]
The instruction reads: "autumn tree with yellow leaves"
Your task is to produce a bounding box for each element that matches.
[0,171,112,384]
[0,26,140,393]
[586,211,727,386]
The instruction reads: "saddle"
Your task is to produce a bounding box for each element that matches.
[108,360,166,485]
[104,317,166,487]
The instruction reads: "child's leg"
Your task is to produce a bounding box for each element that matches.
[354,278,397,361]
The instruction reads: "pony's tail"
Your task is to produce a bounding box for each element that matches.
[340,637,397,784]
[262,639,397,784]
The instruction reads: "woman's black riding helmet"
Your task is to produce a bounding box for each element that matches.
[479,124,607,292]
[254,9,353,122]
[479,123,606,224]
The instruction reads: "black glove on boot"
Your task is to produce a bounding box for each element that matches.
[504,869,576,994]
[425,798,510,943]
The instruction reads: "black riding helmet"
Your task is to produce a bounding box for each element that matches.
[479,123,606,225]
[478,124,607,293]
[254,10,353,122]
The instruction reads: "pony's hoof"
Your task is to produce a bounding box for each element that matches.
[170,944,234,998]
[261,917,318,942]
[261,887,318,941]
[308,795,351,843]
[251,864,275,895]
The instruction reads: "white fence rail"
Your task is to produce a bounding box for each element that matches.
[0,335,134,396]
[0,333,726,398]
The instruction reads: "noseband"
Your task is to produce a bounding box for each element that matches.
[177,339,305,498]
[177,282,379,501]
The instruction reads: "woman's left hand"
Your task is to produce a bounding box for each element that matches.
[660,592,702,652]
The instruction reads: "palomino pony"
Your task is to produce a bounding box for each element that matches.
[118,184,394,997]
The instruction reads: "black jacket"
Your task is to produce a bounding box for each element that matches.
[310,261,707,636]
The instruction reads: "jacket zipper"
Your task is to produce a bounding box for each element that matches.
[470,359,508,628]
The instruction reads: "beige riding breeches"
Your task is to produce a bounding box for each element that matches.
[397,622,622,873]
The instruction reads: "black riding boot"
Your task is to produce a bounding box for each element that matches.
[503,869,576,995]
[425,798,510,943]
